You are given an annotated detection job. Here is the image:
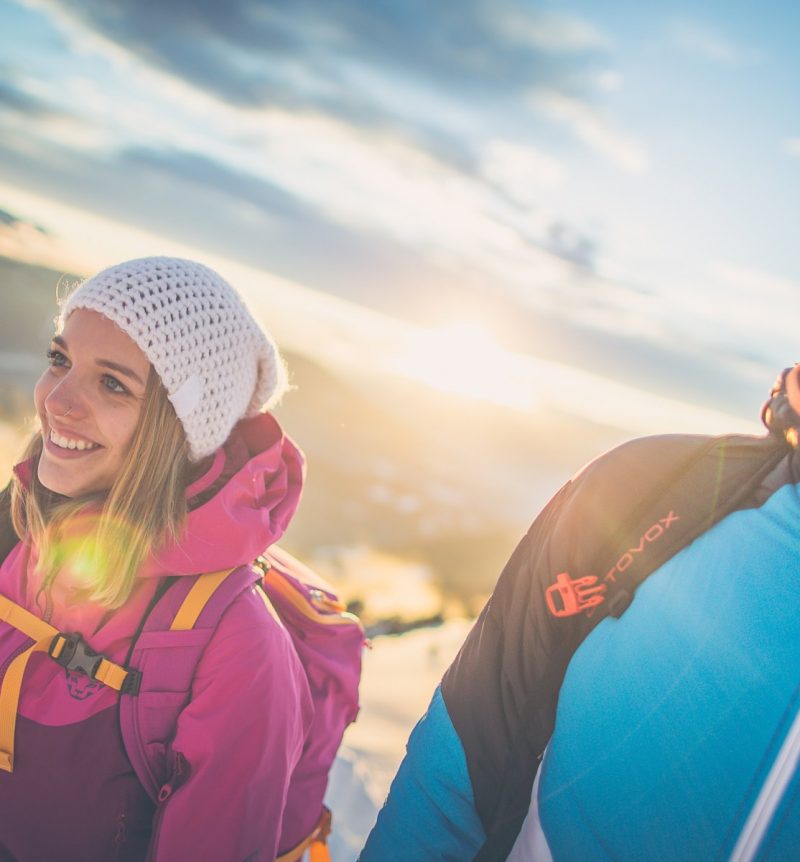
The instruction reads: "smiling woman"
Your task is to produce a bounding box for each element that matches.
[23,305,189,610]
[36,310,151,498]
[0,257,350,862]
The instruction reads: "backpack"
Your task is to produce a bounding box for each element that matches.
[0,542,364,862]
[444,373,800,862]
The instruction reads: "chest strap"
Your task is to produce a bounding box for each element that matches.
[0,593,139,772]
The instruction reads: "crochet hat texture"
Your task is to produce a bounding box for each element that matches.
[61,257,287,461]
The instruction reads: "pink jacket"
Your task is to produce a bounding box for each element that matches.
[0,413,314,861]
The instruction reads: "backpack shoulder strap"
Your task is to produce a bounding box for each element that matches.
[456,432,790,862]
[169,568,236,631]
[119,564,259,801]
[0,484,19,569]
[591,432,789,617]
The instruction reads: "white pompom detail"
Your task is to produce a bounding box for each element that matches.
[170,374,204,420]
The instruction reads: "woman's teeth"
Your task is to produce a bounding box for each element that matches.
[50,429,99,451]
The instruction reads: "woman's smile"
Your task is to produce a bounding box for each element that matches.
[44,426,102,456]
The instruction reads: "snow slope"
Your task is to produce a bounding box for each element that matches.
[326,619,474,861]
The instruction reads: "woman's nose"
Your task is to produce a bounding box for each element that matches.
[45,375,87,420]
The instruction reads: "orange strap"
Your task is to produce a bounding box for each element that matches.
[0,594,56,642]
[0,593,134,773]
[276,808,333,862]
[309,842,332,862]
[0,636,52,772]
[170,568,232,631]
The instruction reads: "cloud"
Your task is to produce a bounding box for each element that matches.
[531,89,649,173]
[122,147,317,224]
[668,21,757,65]
[594,70,623,92]
[0,79,62,119]
[782,138,800,157]
[0,206,48,234]
[33,0,609,129]
[0,204,59,269]
[0,134,496,316]
[655,260,800,380]
[15,0,630,280]
[705,262,800,361]
[0,131,770,425]
[482,139,565,197]
[490,9,611,53]
[7,0,699,399]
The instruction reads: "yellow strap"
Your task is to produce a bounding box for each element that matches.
[94,658,130,691]
[0,594,58,642]
[170,568,234,631]
[0,636,52,772]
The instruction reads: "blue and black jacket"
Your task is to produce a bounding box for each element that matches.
[359,428,800,861]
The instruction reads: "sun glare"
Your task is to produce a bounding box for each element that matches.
[390,321,538,411]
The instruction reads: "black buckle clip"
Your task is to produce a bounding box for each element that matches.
[49,632,102,678]
[47,632,142,695]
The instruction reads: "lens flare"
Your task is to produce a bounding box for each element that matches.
[47,511,145,597]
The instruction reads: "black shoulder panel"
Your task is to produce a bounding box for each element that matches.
[440,432,790,862]
[0,483,18,567]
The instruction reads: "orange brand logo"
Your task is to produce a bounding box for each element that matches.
[545,573,606,617]
[545,510,679,617]
[603,510,679,585]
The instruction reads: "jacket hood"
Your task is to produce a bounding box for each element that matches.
[141,412,304,578]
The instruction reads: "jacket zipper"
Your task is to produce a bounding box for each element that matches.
[145,751,187,862]
[729,702,800,861]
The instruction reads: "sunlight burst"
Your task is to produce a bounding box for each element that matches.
[390,321,538,411]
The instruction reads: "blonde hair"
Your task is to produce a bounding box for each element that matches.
[11,368,192,608]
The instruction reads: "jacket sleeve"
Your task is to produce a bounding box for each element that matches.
[147,586,314,862]
[358,685,486,862]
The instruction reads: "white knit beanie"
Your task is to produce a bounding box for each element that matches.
[60,256,287,461]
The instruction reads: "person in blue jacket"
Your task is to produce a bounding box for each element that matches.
[359,366,800,862]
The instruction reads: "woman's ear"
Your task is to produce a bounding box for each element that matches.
[786,365,800,413]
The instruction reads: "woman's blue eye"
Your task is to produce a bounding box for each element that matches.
[47,350,128,395]
[102,375,128,394]
[46,349,68,367]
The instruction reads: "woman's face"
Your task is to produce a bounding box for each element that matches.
[34,309,151,497]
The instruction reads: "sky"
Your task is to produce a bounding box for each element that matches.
[1,0,799,433]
